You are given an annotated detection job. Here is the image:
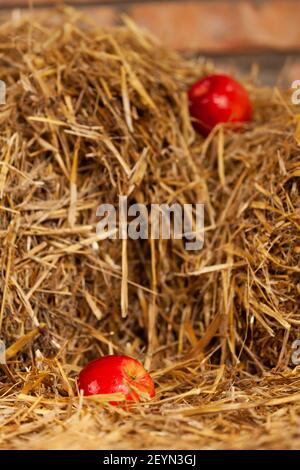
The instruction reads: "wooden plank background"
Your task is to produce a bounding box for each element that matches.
[1,0,300,84]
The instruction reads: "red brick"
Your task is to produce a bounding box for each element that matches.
[0,0,118,5]
[0,5,116,28]
[128,1,300,52]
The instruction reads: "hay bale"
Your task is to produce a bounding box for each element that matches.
[0,9,299,449]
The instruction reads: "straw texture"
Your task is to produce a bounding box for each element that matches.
[0,9,299,449]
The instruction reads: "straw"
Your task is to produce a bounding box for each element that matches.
[0,8,299,450]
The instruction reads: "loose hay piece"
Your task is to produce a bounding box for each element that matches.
[0,8,300,449]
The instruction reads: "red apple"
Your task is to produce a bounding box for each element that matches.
[188,74,252,136]
[78,355,155,405]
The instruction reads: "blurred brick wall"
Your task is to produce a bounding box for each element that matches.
[1,1,300,84]
[1,0,300,53]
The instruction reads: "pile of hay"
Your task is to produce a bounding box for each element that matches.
[0,9,299,449]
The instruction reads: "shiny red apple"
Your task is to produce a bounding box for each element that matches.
[188,74,252,136]
[78,355,155,405]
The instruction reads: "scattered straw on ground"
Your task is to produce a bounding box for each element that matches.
[0,8,299,449]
